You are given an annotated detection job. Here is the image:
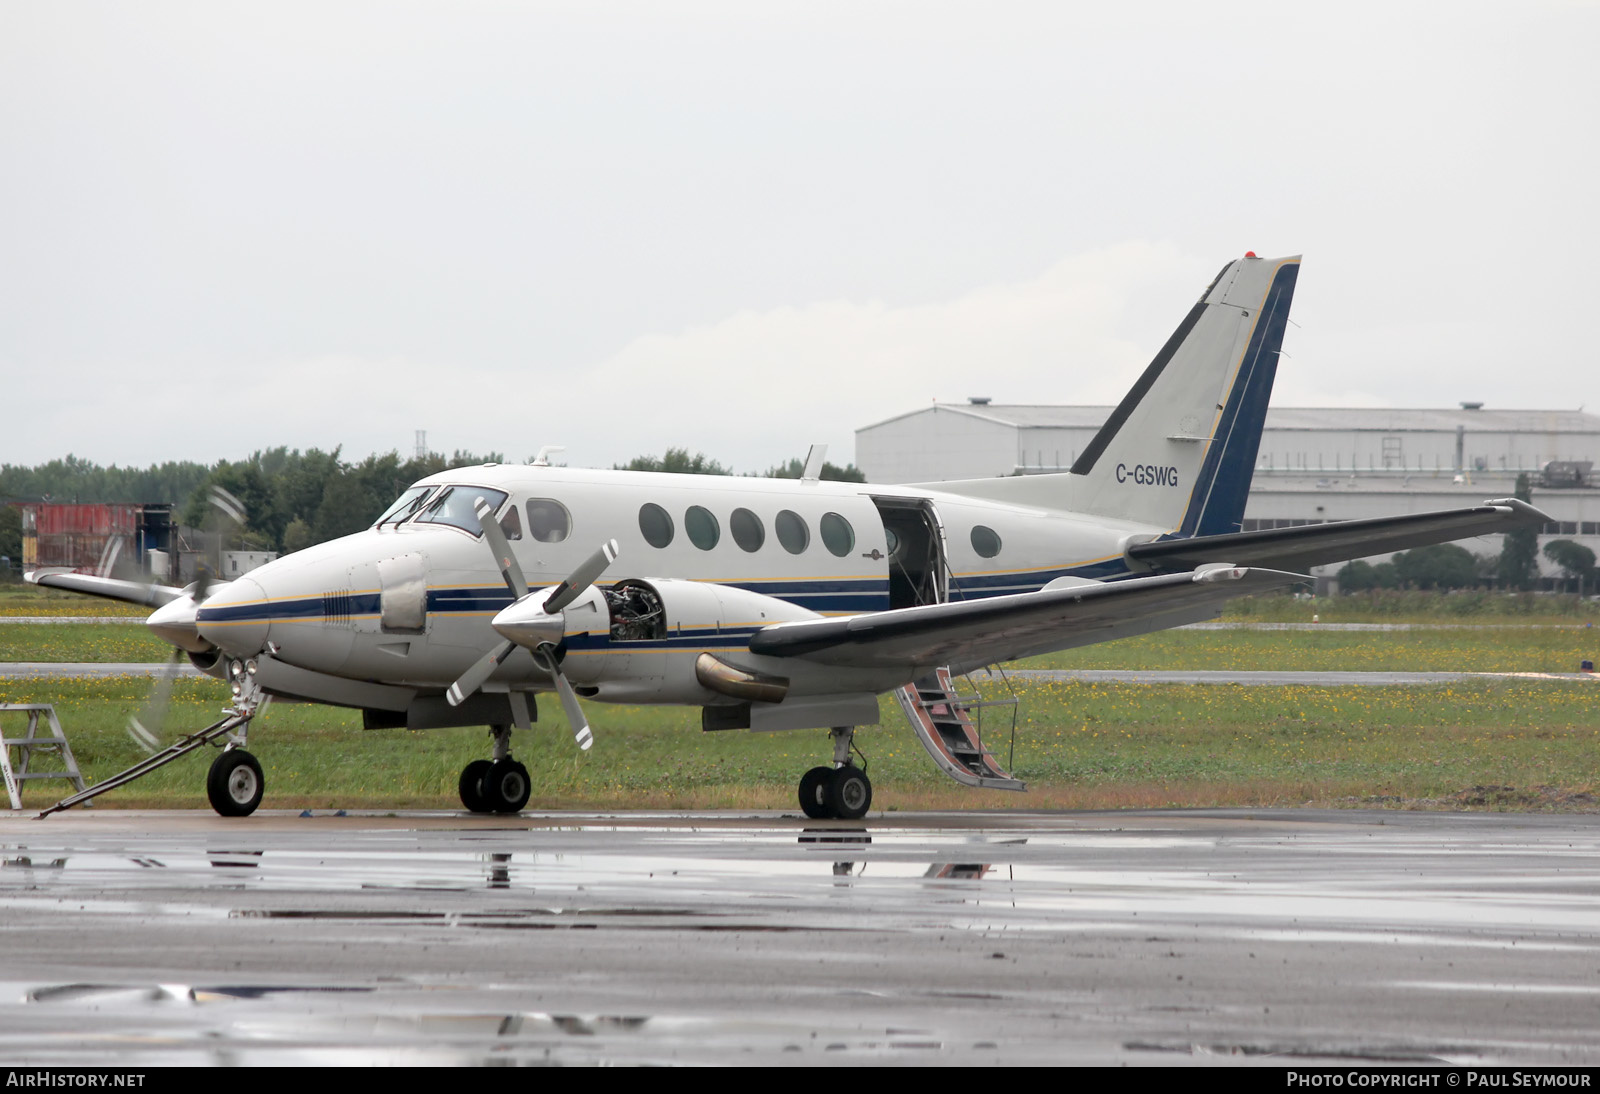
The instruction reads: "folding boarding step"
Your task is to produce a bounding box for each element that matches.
[0,704,89,810]
[35,708,252,818]
[895,667,1025,791]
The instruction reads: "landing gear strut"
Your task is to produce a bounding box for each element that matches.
[206,660,267,817]
[459,724,531,814]
[796,727,872,821]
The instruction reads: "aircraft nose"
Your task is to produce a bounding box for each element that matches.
[195,577,271,657]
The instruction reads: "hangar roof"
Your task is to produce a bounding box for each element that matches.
[859,404,1600,434]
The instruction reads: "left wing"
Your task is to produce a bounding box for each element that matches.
[747,566,1302,673]
[25,569,187,609]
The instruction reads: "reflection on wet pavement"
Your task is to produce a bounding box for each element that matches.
[1,809,1598,1065]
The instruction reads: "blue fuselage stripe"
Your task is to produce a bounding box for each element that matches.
[193,561,1138,627]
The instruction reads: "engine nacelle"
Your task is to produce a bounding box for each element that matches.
[560,578,820,703]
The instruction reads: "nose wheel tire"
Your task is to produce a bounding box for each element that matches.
[459,759,494,813]
[481,759,532,814]
[825,765,872,821]
[206,749,264,817]
[798,766,833,819]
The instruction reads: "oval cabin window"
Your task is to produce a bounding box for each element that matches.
[775,510,809,554]
[638,503,674,548]
[820,512,854,557]
[730,508,765,552]
[686,505,720,551]
[971,525,1002,558]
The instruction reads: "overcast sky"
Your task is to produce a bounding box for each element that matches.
[3,1,1595,476]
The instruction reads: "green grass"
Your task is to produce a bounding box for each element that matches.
[0,585,146,617]
[1226,591,1600,625]
[1020,625,1600,673]
[0,623,168,663]
[4,587,1597,814]
[1,675,1594,813]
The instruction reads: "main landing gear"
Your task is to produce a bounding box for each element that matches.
[797,727,873,821]
[459,724,532,814]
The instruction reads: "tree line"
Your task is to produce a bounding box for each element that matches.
[1336,474,1592,594]
[2,447,863,562]
[4,458,1581,593]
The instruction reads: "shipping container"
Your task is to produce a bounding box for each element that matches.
[31,504,140,537]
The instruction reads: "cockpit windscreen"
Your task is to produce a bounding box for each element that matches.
[412,486,510,535]
[373,487,434,528]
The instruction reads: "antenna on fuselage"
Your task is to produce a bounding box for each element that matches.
[801,444,828,482]
[531,445,565,467]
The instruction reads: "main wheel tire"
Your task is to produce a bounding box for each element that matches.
[459,759,494,813]
[825,765,872,821]
[207,749,264,818]
[482,759,532,814]
[798,766,834,819]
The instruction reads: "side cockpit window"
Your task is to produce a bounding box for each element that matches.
[413,486,510,535]
[526,499,571,543]
[499,504,523,541]
[373,486,434,529]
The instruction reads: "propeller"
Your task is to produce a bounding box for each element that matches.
[29,542,232,757]
[128,648,184,755]
[445,496,618,751]
[129,566,222,753]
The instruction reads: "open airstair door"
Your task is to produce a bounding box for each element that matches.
[870,500,1023,789]
[872,497,947,609]
[896,669,1025,791]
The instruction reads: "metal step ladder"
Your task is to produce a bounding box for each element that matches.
[0,704,89,810]
[895,667,1025,791]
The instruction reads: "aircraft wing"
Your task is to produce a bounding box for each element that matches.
[25,569,187,609]
[1124,497,1548,574]
[746,565,1302,672]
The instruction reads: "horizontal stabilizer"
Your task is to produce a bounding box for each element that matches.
[1125,498,1548,573]
[25,569,186,609]
[748,565,1305,674]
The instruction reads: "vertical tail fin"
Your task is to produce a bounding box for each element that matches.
[932,253,1300,539]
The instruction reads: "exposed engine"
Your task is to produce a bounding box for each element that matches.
[604,579,667,642]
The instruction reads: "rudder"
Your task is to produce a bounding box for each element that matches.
[928,253,1301,539]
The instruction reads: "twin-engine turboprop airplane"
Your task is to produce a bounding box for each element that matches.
[28,253,1546,819]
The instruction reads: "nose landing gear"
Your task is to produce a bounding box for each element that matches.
[206,748,264,817]
[796,727,873,821]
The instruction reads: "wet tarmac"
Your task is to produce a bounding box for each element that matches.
[1,808,1598,1065]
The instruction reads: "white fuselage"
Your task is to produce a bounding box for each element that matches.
[193,463,1156,708]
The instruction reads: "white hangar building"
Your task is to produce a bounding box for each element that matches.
[855,401,1600,586]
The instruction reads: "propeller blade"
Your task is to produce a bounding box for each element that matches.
[191,564,213,606]
[474,497,528,599]
[128,648,184,755]
[543,539,619,614]
[550,668,593,751]
[446,640,517,706]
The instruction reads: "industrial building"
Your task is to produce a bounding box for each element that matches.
[8,501,274,584]
[856,402,1600,587]
[12,503,171,577]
